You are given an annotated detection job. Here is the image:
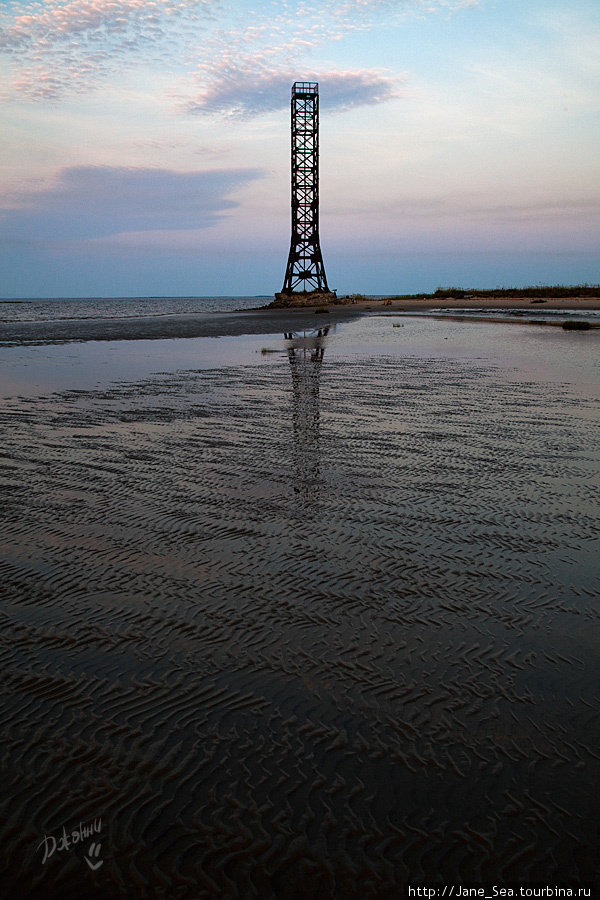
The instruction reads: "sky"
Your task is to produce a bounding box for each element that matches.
[1,0,599,298]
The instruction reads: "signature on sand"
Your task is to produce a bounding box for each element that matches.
[37,817,104,871]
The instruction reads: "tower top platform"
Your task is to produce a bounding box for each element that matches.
[292,82,318,96]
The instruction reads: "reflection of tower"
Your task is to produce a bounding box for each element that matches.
[281,83,332,297]
[285,327,329,503]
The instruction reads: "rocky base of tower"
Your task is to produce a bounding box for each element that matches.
[271,291,339,308]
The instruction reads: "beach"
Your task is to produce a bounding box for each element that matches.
[349,293,600,313]
[2,292,599,349]
[1,299,599,898]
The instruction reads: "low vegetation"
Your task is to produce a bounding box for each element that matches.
[386,284,600,301]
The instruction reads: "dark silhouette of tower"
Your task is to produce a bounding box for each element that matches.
[278,82,335,302]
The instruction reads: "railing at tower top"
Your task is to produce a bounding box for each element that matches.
[292,82,318,96]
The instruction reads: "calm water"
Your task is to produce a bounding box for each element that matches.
[0,305,599,897]
[0,296,268,324]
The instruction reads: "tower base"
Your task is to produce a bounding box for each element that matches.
[272,290,338,309]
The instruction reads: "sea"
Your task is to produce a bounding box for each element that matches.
[2,294,599,327]
[0,295,268,323]
[0,297,598,897]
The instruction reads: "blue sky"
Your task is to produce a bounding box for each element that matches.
[1,0,599,297]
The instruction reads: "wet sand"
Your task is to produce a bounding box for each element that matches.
[1,318,599,897]
[0,306,363,346]
[3,293,599,347]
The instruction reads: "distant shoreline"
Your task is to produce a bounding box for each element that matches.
[2,285,599,306]
[358,285,600,314]
[383,284,600,300]
[2,290,599,346]
[348,294,600,313]
[263,283,600,315]
[261,286,600,323]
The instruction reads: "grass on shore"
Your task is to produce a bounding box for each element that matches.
[386,284,600,301]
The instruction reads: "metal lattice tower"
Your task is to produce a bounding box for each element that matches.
[282,82,330,295]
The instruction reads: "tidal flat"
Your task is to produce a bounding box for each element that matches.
[1,311,599,897]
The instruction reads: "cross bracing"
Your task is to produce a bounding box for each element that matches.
[282,82,330,294]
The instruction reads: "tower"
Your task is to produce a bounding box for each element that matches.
[279,82,335,301]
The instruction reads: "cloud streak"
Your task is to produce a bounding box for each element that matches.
[178,7,407,118]
[186,65,404,117]
[0,165,264,241]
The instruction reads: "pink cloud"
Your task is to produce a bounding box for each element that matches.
[1,0,215,99]
[2,0,211,47]
[186,61,405,118]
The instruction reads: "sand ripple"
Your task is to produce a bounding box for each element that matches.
[0,353,598,897]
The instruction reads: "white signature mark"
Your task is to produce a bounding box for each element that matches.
[38,818,103,870]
